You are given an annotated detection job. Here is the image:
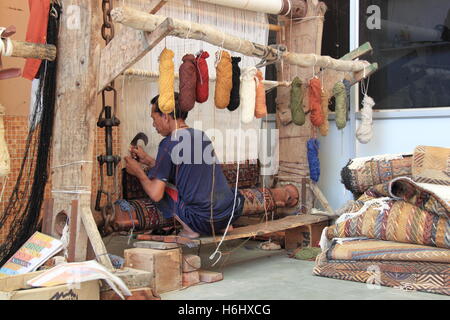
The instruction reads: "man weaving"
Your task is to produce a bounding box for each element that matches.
[124,93,244,239]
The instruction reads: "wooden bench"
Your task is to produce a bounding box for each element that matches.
[137,214,330,250]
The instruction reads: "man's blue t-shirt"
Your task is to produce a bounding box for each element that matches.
[147,128,243,234]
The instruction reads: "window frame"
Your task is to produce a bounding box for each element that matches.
[351,0,450,117]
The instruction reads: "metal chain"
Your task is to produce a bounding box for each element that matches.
[97,0,120,236]
[101,0,115,44]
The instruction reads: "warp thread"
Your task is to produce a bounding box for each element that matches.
[254,69,267,118]
[179,53,197,112]
[240,66,257,124]
[214,50,233,109]
[319,90,330,136]
[307,138,320,183]
[158,48,175,113]
[333,81,347,130]
[195,50,209,103]
[309,77,324,127]
[290,77,306,126]
[356,95,375,144]
[227,56,241,111]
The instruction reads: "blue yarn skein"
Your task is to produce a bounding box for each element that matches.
[307,138,320,183]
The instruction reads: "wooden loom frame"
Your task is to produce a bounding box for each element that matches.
[44,0,379,268]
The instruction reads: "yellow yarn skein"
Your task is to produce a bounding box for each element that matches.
[214,50,233,109]
[158,48,175,114]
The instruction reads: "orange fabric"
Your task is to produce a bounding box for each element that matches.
[309,78,324,127]
[254,70,267,118]
[22,0,50,80]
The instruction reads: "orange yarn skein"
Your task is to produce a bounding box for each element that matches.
[309,78,324,127]
[214,50,233,109]
[254,70,267,118]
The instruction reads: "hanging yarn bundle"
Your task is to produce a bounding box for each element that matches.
[309,77,324,127]
[214,50,233,109]
[290,77,306,126]
[343,79,352,121]
[254,69,267,118]
[158,48,175,113]
[195,50,209,103]
[179,54,197,112]
[333,81,347,130]
[356,94,375,144]
[307,138,320,183]
[0,104,10,178]
[319,91,331,136]
[227,56,241,111]
[240,66,257,124]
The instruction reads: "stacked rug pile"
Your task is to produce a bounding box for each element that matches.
[314,146,450,296]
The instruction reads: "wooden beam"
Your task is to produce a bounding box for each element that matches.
[97,17,174,92]
[341,42,373,61]
[189,214,329,245]
[149,0,168,14]
[10,40,56,61]
[310,183,335,216]
[51,0,112,269]
[110,6,370,73]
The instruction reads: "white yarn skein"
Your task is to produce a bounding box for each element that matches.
[356,94,375,144]
[240,67,257,124]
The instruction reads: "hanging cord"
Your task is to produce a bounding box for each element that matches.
[209,107,242,267]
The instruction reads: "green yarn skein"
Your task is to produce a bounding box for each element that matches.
[290,77,306,126]
[333,81,347,130]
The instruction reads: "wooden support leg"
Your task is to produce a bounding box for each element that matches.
[309,221,328,248]
[67,200,79,262]
[41,198,54,236]
[284,226,305,251]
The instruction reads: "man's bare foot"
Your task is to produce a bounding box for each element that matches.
[178,229,200,239]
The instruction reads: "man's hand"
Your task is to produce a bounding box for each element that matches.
[129,145,155,167]
[124,156,146,179]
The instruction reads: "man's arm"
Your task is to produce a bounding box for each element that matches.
[124,156,165,202]
[130,146,156,167]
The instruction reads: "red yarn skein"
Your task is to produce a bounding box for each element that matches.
[195,51,209,103]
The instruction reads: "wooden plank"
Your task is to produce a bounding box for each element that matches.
[193,214,329,245]
[341,42,373,61]
[41,199,54,236]
[97,17,174,92]
[134,241,179,250]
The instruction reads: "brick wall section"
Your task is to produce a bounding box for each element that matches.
[0,115,123,244]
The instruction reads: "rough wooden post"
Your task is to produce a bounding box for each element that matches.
[276,0,327,214]
[50,0,112,269]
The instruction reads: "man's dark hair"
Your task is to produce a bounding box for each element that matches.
[151,92,189,120]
